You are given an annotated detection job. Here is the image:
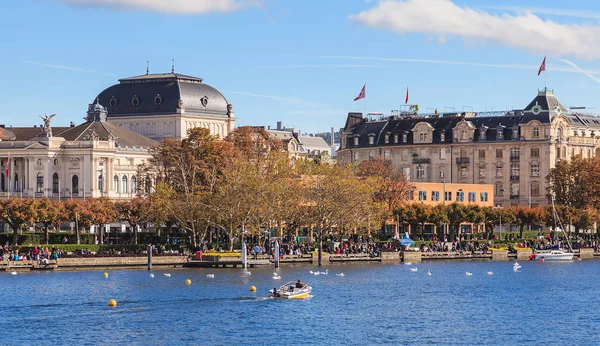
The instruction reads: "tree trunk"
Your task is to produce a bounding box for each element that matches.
[99,225,104,245]
[11,224,19,245]
[229,223,234,251]
[519,224,524,239]
[318,236,323,267]
[45,226,49,245]
[133,224,138,245]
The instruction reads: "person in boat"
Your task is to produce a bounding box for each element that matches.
[295,280,304,289]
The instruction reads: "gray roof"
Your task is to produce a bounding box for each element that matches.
[298,136,330,149]
[95,72,229,118]
[9,127,70,141]
[56,122,158,148]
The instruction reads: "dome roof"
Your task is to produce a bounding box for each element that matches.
[95,72,230,118]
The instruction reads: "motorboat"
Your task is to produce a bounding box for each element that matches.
[269,281,312,299]
[530,250,574,261]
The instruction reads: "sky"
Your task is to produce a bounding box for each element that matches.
[3,0,600,134]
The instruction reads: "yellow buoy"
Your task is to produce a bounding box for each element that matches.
[108,299,117,307]
[103,272,109,277]
[250,285,256,292]
[185,279,192,285]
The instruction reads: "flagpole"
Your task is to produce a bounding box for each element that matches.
[364,82,367,118]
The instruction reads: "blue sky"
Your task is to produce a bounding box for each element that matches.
[3,0,600,134]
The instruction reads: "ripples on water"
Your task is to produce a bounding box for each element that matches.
[1,260,599,345]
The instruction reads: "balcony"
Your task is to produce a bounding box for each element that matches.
[412,157,431,164]
[510,175,520,181]
[456,157,470,164]
[510,155,520,162]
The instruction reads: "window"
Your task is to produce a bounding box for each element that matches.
[36,173,43,193]
[353,152,359,162]
[496,149,503,158]
[406,190,414,201]
[52,173,59,194]
[131,176,137,194]
[456,191,465,202]
[479,168,486,177]
[394,134,399,143]
[513,128,519,139]
[478,149,485,159]
[368,136,374,145]
[385,134,389,144]
[431,191,440,201]
[416,166,425,179]
[439,148,446,160]
[444,191,452,201]
[353,137,359,146]
[480,192,489,202]
[531,182,540,196]
[418,191,427,201]
[496,166,503,177]
[122,176,128,194]
[13,173,18,192]
[531,147,539,158]
[533,127,539,138]
[72,175,79,194]
[98,174,104,193]
[531,163,540,177]
[495,183,504,196]
[480,129,486,140]
[114,175,119,193]
[510,163,520,176]
[439,170,445,178]
[510,147,520,159]
[460,167,468,178]
[402,133,408,143]
[556,128,562,141]
[461,130,467,140]
[440,132,445,142]
[468,192,476,202]
[497,128,503,140]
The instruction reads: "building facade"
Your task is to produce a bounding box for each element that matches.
[338,89,600,207]
[0,101,157,199]
[408,182,494,207]
[95,71,236,140]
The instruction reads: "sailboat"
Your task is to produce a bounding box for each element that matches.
[531,196,574,261]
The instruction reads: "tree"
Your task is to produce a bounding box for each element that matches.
[0,198,38,244]
[36,198,68,244]
[429,205,449,239]
[446,203,468,240]
[411,203,432,238]
[548,156,600,209]
[115,198,148,245]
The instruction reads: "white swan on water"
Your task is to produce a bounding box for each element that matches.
[149,273,155,278]
[309,271,314,274]
[319,269,328,275]
[272,273,281,280]
[164,273,171,277]
[487,271,493,275]
[206,274,215,278]
[427,270,432,276]
[10,271,17,276]
[465,272,473,276]
[336,273,345,277]
[409,267,418,272]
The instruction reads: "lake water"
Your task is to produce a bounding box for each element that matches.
[2,260,599,345]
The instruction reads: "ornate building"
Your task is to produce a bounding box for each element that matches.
[95,71,236,140]
[338,89,600,207]
[0,101,157,199]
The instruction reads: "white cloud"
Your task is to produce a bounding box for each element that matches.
[23,61,115,76]
[57,0,260,14]
[350,0,600,60]
[482,6,600,20]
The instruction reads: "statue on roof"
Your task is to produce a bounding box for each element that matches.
[40,113,56,137]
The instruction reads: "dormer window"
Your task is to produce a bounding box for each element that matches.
[402,133,408,143]
[385,133,390,144]
[460,130,467,140]
[394,134,399,143]
[532,127,539,138]
[479,128,486,141]
[419,133,427,142]
[353,136,359,146]
[368,134,375,145]
[497,127,504,140]
[512,128,519,139]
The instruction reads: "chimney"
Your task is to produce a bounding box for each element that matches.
[277,121,282,131]
[70,121,75,127]
[331,127,335,146]
[267,125,271,130]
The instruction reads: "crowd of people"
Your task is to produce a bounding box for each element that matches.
[0,245,60,263]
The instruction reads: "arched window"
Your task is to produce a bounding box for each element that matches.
[36,173,44,193]
[72,175,79,194]
[131,176,137,195]
[98,173,104,193]
[13,173,18,192]
[122,176,128,194]
[556,128,562,142]
[52,173,59,194]
[114,175,119,193]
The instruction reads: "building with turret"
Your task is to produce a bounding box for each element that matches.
[338,89,600,207]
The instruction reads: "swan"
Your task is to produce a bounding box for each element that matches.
[313,271,320,275]
[206,274,215,278]
[164,273,171,277]
[336,273,345,277]
[319,269,328,275]
[465,272,473,276]
[10,271,17,276]
[427,270,432,276]
[409,267,418,272]
[487,271,493,275]
[149,273,155,278]
[309,271,314,274]
[513,266,520,272]
[272,275,281,280]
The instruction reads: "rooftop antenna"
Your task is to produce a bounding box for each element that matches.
[172,59,175,73]
[146,61,149,75]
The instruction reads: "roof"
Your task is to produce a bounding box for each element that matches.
[9,126,70,141]
[95,72,230,118]
[522,88,568,123]
[298,136,330,149]
[0,127,16,141]
[56,122,158,148]
[267,130,296,143]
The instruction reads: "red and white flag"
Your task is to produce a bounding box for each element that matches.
[405,87,409,104]
[538,56,546,76]
[5,152,9,178]
[353,84,366,101]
